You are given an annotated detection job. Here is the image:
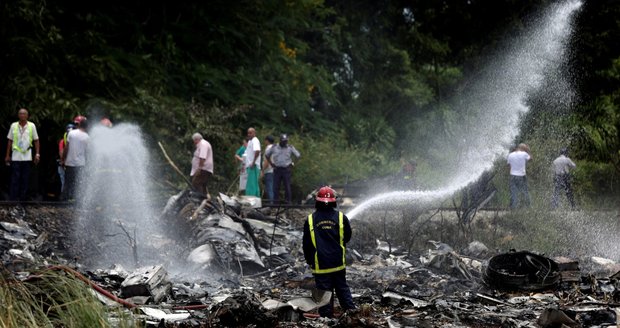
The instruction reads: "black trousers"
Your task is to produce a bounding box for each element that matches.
[273,166,292,204]
[191,169,212,197]
[63,166,83,201]
[552,173,575,209]
[314,269,355,317]
[9,160,31,201]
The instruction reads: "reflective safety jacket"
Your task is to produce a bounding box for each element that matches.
[11,121,34,153]
[303,209,352,274]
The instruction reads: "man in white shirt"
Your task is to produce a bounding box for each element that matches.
[190,133,213,198]
[552,148,576,209]
[507,143,531,209]
[62,118,89,201]
[244,127,261,197]
[5,108,40,201]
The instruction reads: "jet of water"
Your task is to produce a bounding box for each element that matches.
[76,123,166,268]
[348,0,583,219]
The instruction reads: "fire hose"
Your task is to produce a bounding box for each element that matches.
[36,265,209,311]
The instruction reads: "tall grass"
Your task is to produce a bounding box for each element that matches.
[487,208,620,259]
[352,203,620,262]
[0,268,138,328]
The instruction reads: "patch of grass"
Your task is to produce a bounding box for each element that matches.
[0,267,138,328]
[490,208,620,259]
[354,204,620,261]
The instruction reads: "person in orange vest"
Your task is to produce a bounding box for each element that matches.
[4,108,40,201]
[302,186,355,318]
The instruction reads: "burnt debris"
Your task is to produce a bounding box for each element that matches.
[1,198,620,327]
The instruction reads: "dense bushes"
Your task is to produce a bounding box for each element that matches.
[0,1,618,204]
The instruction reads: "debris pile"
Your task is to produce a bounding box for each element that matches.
[1,196,620,327]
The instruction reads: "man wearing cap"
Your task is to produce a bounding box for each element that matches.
[5,108,40,201]
[265,133,300,204]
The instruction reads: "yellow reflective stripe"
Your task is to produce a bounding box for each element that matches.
[310,211,347,274]
[308,214,320,272]
[339,211,345,269]
[12,122,33,153]
[314,265,345,274]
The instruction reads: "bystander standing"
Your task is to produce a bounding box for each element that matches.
[5,108,40,201]
[57,123,75,195]
[190,133,213,198]
[262,135,275,203]
[507,143,532,209]
[265,134,300,204]
[234,139,248,195]
[62,116,89,201]
[244,128,261,197]
[551,147,576,209]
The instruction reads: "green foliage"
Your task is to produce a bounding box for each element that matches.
[491,209,620,258]
[572,160,619,208]
[99,94,248,193]
[0,0,619,202]
[290,131,393,199]
[574,91,620,175]
[341,113,395,153]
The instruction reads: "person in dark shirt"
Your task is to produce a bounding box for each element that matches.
[303,186,355,317]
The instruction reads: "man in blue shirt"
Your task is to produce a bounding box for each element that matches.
[265,134,300,204]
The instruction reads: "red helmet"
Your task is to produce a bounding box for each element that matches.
[73,115,87,124]
[316,186,337,203]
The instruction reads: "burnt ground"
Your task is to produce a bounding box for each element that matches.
[2,201,620,327]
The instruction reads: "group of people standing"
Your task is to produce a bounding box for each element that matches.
[4,109,90,202]
[5,107,577,213]
[190,127,301,204]
[507,143,577,210]
[231,127,301,204]
[4,108,115,202]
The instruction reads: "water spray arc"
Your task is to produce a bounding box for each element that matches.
[347,0,583,219]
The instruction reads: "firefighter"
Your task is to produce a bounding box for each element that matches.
[302,186,356,317]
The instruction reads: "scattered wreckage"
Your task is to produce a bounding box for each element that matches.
[1,196,620,327]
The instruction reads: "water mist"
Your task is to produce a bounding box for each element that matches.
[348,0,583,219]
[74,123,168,268]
